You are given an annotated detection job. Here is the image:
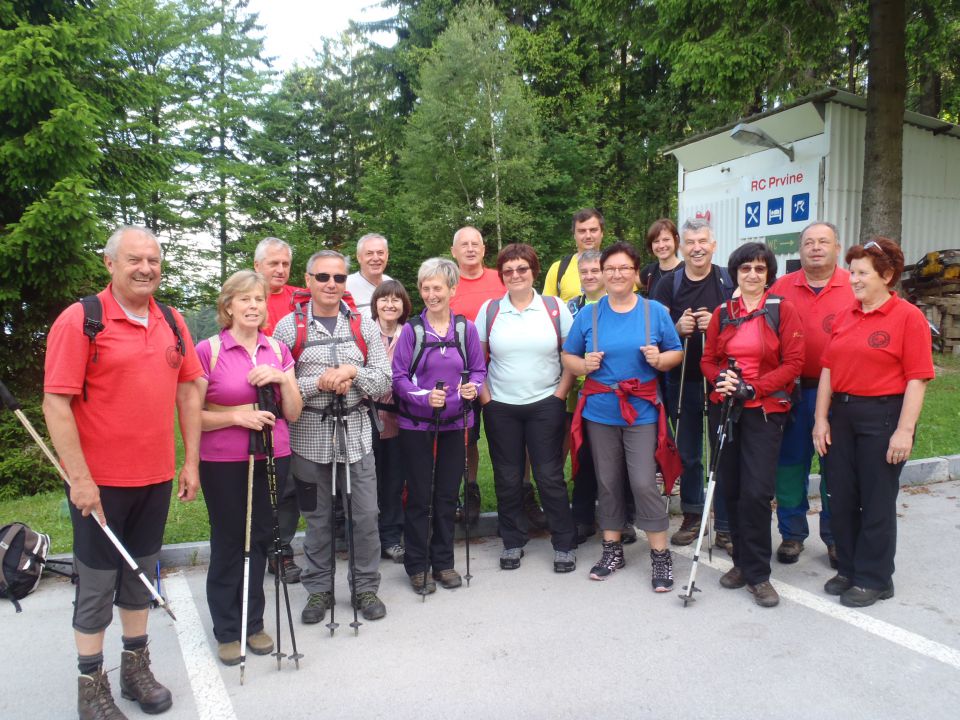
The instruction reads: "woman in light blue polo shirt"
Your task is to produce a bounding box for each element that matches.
[477,243,577,573]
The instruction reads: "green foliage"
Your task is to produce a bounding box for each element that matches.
[0,394,60,500]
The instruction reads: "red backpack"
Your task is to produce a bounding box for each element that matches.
[289,289,367,363]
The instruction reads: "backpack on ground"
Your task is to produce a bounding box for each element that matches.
[484,294,562,358]
[407,314,469,380]
[0,522,50,612]
[289,289,368,363]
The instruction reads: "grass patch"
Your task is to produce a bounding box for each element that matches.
[7,355,958,553]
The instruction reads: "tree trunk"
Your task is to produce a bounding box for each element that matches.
[859,0,906,245]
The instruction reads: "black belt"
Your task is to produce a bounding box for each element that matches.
[800,377,819,390]
[833,392,904,404]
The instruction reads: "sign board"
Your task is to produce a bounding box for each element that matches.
[738,161,819,240]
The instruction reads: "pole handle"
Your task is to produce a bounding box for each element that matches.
[0,379,21,411]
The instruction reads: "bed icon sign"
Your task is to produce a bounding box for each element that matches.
[767,197,784,225]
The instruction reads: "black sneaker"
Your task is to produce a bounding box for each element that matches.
[840,583,894,608]
[351,591,386,620]
[301,592,334,624]
[553,550,576,573]
[268,553,303,583]
[824,574,854,596]
[500,547,524,570]
[650,548,674,592]
[589,540,624,581]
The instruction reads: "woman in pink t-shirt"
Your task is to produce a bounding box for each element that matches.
[195,270,302,666]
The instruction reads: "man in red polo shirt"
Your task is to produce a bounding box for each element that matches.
[769,221,854,567]
[43,226,202,718]
[254,237,305,335]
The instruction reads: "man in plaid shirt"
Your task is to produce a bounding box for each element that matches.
[274,250,392,624]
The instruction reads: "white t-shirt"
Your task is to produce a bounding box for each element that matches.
[346,271,393,320]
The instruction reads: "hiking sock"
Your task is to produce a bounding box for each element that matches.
[122,634,148,652]
[78,652,104,675]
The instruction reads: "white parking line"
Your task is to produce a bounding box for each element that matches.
[165,572,238,720]
[673,545,960,671]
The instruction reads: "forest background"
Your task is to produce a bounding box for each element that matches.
[1,0,958,495]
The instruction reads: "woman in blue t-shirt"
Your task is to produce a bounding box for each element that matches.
[562,242,683,591]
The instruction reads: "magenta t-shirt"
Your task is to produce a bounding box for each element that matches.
[196,329,295,461]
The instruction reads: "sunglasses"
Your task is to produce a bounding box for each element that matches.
[862,241,889,259]
[738,264,767,274]
[311,272,348,284]
[502,266,531,278]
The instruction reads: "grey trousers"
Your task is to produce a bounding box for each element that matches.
[291,452,382,595]
[586,421,668,533]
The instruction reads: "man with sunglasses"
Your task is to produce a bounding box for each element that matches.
[769,221,853,567]
[273,250,392,625]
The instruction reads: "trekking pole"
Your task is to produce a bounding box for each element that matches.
[422,381,445,602]
[673,334,690,439]
[681,358,738,607]
[256,386,302,671]
[324,410,341,639]
[0,380,177,621]
[701,331,715,563]
[335,397,363,635]
[239,430,256,685]
[459,372,472,587]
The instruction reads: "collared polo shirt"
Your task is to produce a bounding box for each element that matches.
[265,284,304,335]
[44,285,203,487]
[449,268,504,321]
[477,292,573,405]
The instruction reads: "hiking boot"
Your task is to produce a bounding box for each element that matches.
[748,581,780,607]
[433,568,463,589]
[523,486,547,530]
[500,547,524,570]
[589,540,625,581]
[776,539,804,564]
[827,544,838,569]
[824,574,854,596]
[246,630,274,655]
[671,513,701,546]
[719,566,746,589]
[714,531,734,555]
[79,668,128,720]
[465,483,482,526]
[352,591,387,620]
[840,583,894,608]
[301,591,335,624]
[268,553,302,584]
[621,523,638,545]
[217,642,241,666]
[381,543,405,563]
[120,645,172,715]
[553,550,576,573]
[410,572,436,595]
[576,523,596,545]
[650,549,674,592]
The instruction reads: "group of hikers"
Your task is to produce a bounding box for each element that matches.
[41,210,933,719]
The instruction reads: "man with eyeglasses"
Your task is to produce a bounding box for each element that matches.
[273,250,392,625]
[346,233,392,320]
[769,221,853,567]
[652,217,734,549]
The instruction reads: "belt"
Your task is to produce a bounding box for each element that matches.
[800,377,820,390]
[833,392,904,404]
[205,402,255,412]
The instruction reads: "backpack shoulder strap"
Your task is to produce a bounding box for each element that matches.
[764,295,782,334]
[453,314,469,368]
[643,296,650,347]
[556,254,574,295]
[716,266,734,299]
[79,296,105,400]
[591,300,599,353]
[156,301,186,357]
[207,335,222,373]
[671,267,684,297]
[344,303,368,365]
[484,296,502,342]
[291,294,310,360]
[265,336,284,365]
[407,316,426,379]
[541,295,562,354]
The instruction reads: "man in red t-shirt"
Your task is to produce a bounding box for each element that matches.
[769,221,854,567]
[43,226,202,718]
[254,237,306,335]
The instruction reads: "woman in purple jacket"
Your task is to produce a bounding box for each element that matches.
[392,258,487,595]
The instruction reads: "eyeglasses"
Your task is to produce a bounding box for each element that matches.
[862,241,889,259]
[738,264,767,274]
[602,266,636,276]
[502,266,531,278]
[311,272,347,284]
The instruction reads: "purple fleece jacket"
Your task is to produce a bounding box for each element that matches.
[392,310,487,431]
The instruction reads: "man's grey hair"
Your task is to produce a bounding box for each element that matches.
[104,225,159,260]
[306,250,350,274]
[254,236,292,263]
[578,250,602,267]
[356,233,388,255]
[799,221,840,245]
[418,257,460,289]
[681,217,715,243]
[452,226,483,246]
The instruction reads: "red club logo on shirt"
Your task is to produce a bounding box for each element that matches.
[822,313,836,334]
[867,331,891,349]
[166,346,183,369]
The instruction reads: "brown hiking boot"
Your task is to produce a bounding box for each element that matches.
[719,566,746,589]
[410,571,437,594]
[120,646,172,714]
[670,513,701,546]
[748,581,780,607]
[714,531,734,556]
[776,539,804,564]
[79,669,128,720]
[433,568,463,589]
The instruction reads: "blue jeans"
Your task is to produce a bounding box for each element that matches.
[666,377,728,532]
[775,387,833,545]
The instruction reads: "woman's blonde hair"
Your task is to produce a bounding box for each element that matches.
[217,270,269,329]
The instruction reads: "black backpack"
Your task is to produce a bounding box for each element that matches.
[0,523,50,612]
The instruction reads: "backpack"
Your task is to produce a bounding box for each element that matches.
[484,294,562,358]
[554,254,575,296]
[207,334,284,372]
[0,523,50,612]
[407,314,469,380]
[670,264,733,299]
[718,295,782,334]
[290,289,367,363]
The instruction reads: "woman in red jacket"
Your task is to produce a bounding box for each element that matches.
[701,242,805,608]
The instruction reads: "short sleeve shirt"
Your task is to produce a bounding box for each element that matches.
[346,272,393,320]
[449,268,504,321]
[265,285,304,335]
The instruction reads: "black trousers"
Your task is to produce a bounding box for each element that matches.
[710,405,786,585]
[400,428,464,576]
[826,396,905,589]
[200,457,288,643]
[484,395,576,551]
[373,429,405,547]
